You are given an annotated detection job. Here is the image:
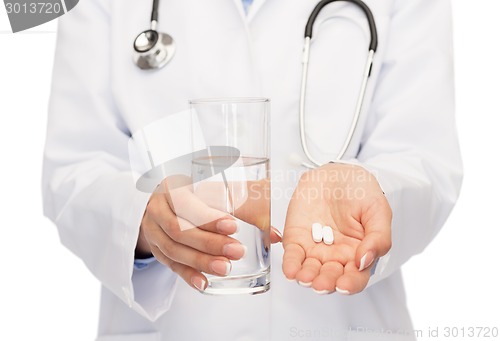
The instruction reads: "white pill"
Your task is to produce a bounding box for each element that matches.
[312,223,323,243]
[322,226,334,245]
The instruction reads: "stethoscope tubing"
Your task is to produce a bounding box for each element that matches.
[150,0,159,30]
[299,0,378,168]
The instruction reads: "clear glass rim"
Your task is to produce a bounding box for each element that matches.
[189,97,270,105]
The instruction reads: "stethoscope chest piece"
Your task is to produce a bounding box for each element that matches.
[133,29,176,70]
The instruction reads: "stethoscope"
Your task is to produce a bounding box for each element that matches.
[300,0,377,168]
[132,0,378,169]
[132,0,175,70]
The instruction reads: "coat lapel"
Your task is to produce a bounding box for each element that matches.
[231,0,268,22]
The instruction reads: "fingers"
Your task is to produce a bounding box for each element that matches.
[311,261,344,293]
[286,258,370,295]
[147,208,246,262]
[356,198,392,271]
[170,227,245,260]
[145,189,238,244]
[295,258,321,286]
[144,176,279,293]
[150,246,208,292]
[161,178,235,234]
[151,229,232,277]
[148,193,244,259]
[159,211,243,258]
[143,200,238,293]
[285,257,369,295]
[355,229,391,271]
[335,261,371,295]
[282,243,305,280]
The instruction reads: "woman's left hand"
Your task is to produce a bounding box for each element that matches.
[282,163,392,295]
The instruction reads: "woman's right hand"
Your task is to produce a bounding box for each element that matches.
[136,175,245,292]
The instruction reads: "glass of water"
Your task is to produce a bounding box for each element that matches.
[189,98,270,295]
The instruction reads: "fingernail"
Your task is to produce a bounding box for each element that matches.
[285,277,296,283]
[313,289,330,295]
[210,260,232,276]
[216,219,238,234]
[336,287,350,295]
[272,227,283,240]
[359,251,375,272]
[298,281,312,288]
[223,243,247,259]
[191,277,206,292]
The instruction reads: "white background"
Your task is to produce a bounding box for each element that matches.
[1,1,499,340]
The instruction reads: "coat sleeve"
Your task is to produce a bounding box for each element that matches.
[42,0,177,321]
[356,0,463,286]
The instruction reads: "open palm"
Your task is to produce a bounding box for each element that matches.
[282,163,392,295]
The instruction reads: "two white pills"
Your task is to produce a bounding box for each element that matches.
[311,223,334,245]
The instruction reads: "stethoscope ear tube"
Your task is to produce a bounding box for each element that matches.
[304,0,378,52]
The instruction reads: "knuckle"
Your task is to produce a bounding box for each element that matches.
[195,257,210,273]
[159,212,181,236]
[166,222,181,239]
[158,238,175,258]
[385,238,393,252]
[146,196,162,217]
[168,261,182,274]
[140,219,153,236]
[201,234,217,251]
[151,248,171,267]
[142,224,154,240]
[204,234,229,255]
[380,237,392,254]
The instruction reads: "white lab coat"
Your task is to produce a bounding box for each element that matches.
[43,0,462,340]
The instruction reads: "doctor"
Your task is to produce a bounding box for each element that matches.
[43,0,462,340]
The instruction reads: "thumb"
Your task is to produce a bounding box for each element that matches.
[356,199,392,272]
